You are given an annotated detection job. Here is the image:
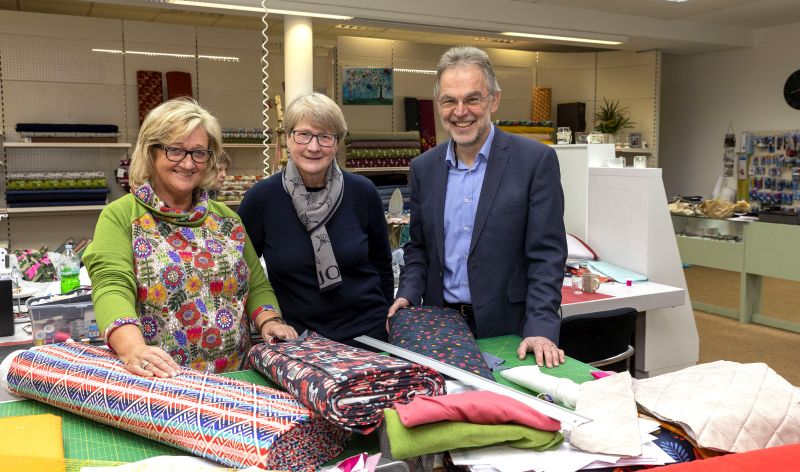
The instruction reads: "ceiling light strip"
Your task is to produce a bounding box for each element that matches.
[162,0,353,20]
[91,48,239,62]
[501,32,624,46]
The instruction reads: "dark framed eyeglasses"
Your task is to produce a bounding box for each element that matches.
[291,130,338,147]
[155,144,213,164]
[437,95,489,111]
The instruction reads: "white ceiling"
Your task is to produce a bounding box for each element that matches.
[1,0,799,54]
[521,0,800,29]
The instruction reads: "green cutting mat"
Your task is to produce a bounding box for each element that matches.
[0,337,590,469]
[477,335,597,390]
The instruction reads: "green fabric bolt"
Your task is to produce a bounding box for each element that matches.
[382,408,563,460]
[345,131,420,142]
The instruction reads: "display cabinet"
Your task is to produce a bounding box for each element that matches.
[672,214,800,333]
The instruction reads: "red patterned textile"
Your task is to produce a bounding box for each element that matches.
[346,157,412,168]
[136,71,163,125]
[166,71,193,100]
[418,99,437,151]
[2,342,348,471]
[247,332,446,435]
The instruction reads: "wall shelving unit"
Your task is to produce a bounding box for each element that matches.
[1,142,132,250]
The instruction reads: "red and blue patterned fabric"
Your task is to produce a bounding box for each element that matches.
[2,342,349,471]
[247,332,446,435]
[388,306,494,380]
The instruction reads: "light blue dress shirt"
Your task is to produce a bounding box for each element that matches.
[442,124,495,304]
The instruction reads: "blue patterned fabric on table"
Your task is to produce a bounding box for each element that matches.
[389,306,495,380]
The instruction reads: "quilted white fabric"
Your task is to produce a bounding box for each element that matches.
[633,361,800,453]
[571,372,642,456]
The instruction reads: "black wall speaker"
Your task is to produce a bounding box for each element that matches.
[557,102,587,142]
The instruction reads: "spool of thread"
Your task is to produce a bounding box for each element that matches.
[33,330,47,346]
[54,331,71,343]
[43,324,55,344]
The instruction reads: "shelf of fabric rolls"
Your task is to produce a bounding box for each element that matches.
[3,142,131,148]
[346,167,410,174]
[221,143,276,149]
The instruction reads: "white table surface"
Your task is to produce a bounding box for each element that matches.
[561,278,685,317]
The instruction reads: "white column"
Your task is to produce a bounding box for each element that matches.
[283,16,314,107]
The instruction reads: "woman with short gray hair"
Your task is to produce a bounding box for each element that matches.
[239,92,394,348]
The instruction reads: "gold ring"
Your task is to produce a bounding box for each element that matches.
[140,360,150,369]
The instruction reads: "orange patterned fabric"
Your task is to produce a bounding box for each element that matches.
[532,87,551,122]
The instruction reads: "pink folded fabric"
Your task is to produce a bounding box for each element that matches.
[393,390,561,431]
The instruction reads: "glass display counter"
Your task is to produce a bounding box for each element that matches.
[671,214,800,333]
[671,214,745,242]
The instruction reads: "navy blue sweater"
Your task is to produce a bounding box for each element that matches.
[238,171,394,344]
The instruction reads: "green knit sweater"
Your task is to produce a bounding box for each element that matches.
[83,187,279,372]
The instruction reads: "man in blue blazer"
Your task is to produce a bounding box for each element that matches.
[389,46,567,367]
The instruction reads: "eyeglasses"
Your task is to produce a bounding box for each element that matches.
[437,95,489,111]
[155,144,213,164]
[291,130,338,147]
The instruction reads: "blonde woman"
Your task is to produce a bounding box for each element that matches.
[84,98,296,378]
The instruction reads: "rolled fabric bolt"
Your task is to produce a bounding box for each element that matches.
[500,365,580,409]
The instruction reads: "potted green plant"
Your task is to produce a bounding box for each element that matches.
[594,98,634,140]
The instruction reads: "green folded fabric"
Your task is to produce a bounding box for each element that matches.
[383,408,563,459]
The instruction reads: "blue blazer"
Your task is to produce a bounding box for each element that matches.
[397,127,567,343]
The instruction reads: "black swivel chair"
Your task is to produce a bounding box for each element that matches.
[559,307,637,373]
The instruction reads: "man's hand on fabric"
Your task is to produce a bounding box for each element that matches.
[386,297,411,331]
[517,336,565,368]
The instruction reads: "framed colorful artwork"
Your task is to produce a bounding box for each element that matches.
[342,68,393,105]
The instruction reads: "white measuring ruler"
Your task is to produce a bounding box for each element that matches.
[355,336,590,429]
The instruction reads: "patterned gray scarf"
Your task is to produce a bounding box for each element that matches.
[283,158,344,291]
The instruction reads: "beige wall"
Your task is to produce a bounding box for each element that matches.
[337,36,659,149]
[660,21,800,198]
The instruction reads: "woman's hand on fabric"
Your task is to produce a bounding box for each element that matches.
[120,344,181,378]
[261,321,298,341]
[517,336,565,368]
